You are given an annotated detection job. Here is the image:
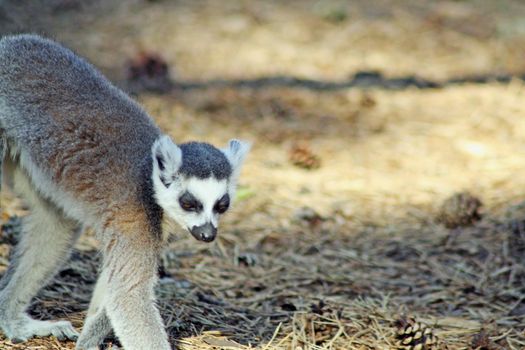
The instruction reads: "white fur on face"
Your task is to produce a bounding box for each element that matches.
[154,176,229,232]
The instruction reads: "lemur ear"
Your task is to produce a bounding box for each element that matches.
[152,135,182,187]
[223,139,251,172]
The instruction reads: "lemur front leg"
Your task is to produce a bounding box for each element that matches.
[76,231,170,350]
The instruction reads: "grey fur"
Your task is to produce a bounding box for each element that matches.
[0,34,249,350]
[0,159,81,342]
[178,142,232,180]
[0,131,3,192]
[76,311,112,349]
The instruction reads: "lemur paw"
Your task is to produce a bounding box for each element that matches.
[1,315,78,342]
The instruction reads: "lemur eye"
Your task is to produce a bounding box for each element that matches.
[181,202,195,211]
[214,194,230,214]
[179,192,202,212]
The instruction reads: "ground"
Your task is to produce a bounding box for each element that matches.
[1,0,525,349]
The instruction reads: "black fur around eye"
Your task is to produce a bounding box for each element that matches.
[179,192,203,212]
[214,194,230,214]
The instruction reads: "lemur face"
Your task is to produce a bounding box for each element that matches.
[151,136,250,242]
[162,177,230,242]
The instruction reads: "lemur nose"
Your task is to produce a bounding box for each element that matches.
[200,231,215,242]
[190,223,217,242]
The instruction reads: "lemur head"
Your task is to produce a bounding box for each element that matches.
[151,135,250,242]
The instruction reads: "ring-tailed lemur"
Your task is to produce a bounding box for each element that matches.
[0,34,250,350]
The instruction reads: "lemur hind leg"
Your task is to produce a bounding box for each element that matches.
[76,268,113,350]
[0,163,80,342]
[75,310,112,350]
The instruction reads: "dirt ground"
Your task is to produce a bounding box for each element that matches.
[1,0,525,349]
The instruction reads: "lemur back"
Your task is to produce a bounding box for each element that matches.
[0,35,250,350]
[0,35,162,230]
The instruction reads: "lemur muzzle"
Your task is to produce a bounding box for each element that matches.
[190,222,217,242]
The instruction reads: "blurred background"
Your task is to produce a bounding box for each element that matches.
[1,0,525,349]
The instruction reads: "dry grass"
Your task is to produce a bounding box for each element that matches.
[2,0,525,349]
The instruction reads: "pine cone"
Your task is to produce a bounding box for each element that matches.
[437,192,483,229]
[289,143,321,170]
[126,51,172,93]
[360,93,377,108]
[393,317,438,350]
